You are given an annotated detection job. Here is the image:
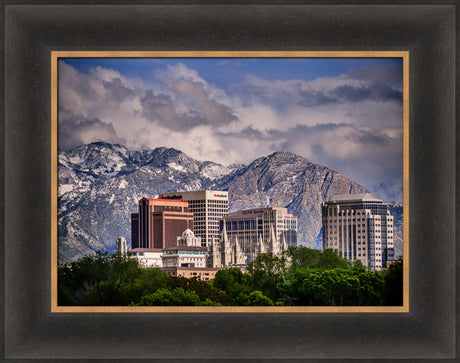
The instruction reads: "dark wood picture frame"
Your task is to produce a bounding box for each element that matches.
[2,2,456,360]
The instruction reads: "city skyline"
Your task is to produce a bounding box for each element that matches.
[59,56,404,201]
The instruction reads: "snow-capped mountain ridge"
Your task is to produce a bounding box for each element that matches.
[58,142,403,262]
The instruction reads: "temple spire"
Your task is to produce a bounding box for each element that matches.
[269,223,278,254]
[222,219,228,243]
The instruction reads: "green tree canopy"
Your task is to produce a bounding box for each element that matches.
[136,287,201,306]
[293,267,384,306]
[58,252,167,306]
[213,267,253,298]
[287,247,351,271]
[235,290,275,306]
[383,257,403,305]
[58,249,402,307]
[247,252,288,301]
[166,275,232,305]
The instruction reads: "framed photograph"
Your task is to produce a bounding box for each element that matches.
[52,51,409,313]
[3,2,455,361]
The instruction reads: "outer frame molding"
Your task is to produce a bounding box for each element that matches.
[3,2,456,361]
[50,50,409,314]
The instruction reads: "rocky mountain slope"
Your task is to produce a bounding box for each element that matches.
[58,142,403,262]
[387,201,404,257]
[213,151,368,247]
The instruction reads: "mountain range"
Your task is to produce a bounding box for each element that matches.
[58,142,403,262]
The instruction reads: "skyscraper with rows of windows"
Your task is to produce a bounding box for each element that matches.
[321,193,395,270]
[159,190,229,247]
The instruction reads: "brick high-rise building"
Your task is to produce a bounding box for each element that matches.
[131,198,194,250]
[321,193,395,270]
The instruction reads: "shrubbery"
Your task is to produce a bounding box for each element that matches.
[58,248,403,306]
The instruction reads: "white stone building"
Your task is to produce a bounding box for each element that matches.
[208,220,250,268]
[221,206,295,263]
[161,229,208,268]
[116,236,127,255]
[127,248,163,267]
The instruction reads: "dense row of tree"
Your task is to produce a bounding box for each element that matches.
[58,247,403,306]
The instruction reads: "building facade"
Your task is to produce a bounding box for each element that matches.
[322,193,395,270]
[116,236,127,255]
[161,229,208,268]
[220,206,294,262]
[131,213,139,249]
[161,266,221,281]
[127,248,163,267]
[131,198,194,250]
[160,190,229,247]
[208,221,246,268]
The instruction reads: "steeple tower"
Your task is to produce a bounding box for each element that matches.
[269,223,280,254]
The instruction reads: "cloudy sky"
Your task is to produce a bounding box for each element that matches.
[59,57,404,202]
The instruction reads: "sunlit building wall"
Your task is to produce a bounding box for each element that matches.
[322,193,394,270]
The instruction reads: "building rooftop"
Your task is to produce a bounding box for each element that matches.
[163,246,208,251]
[141,197,188,203]
[327,193,383,203]
[225,206,290,219]
[128,248,163,253]
[161,266,221,271]
[161,190,228,194]
[159,190,228,200]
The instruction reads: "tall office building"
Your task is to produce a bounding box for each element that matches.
[115,236,127,255]
[131,213,139,249]
[321,193,395,270]
[159,190,228,247]
[221,206,296,262]
[131,198,194,250]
